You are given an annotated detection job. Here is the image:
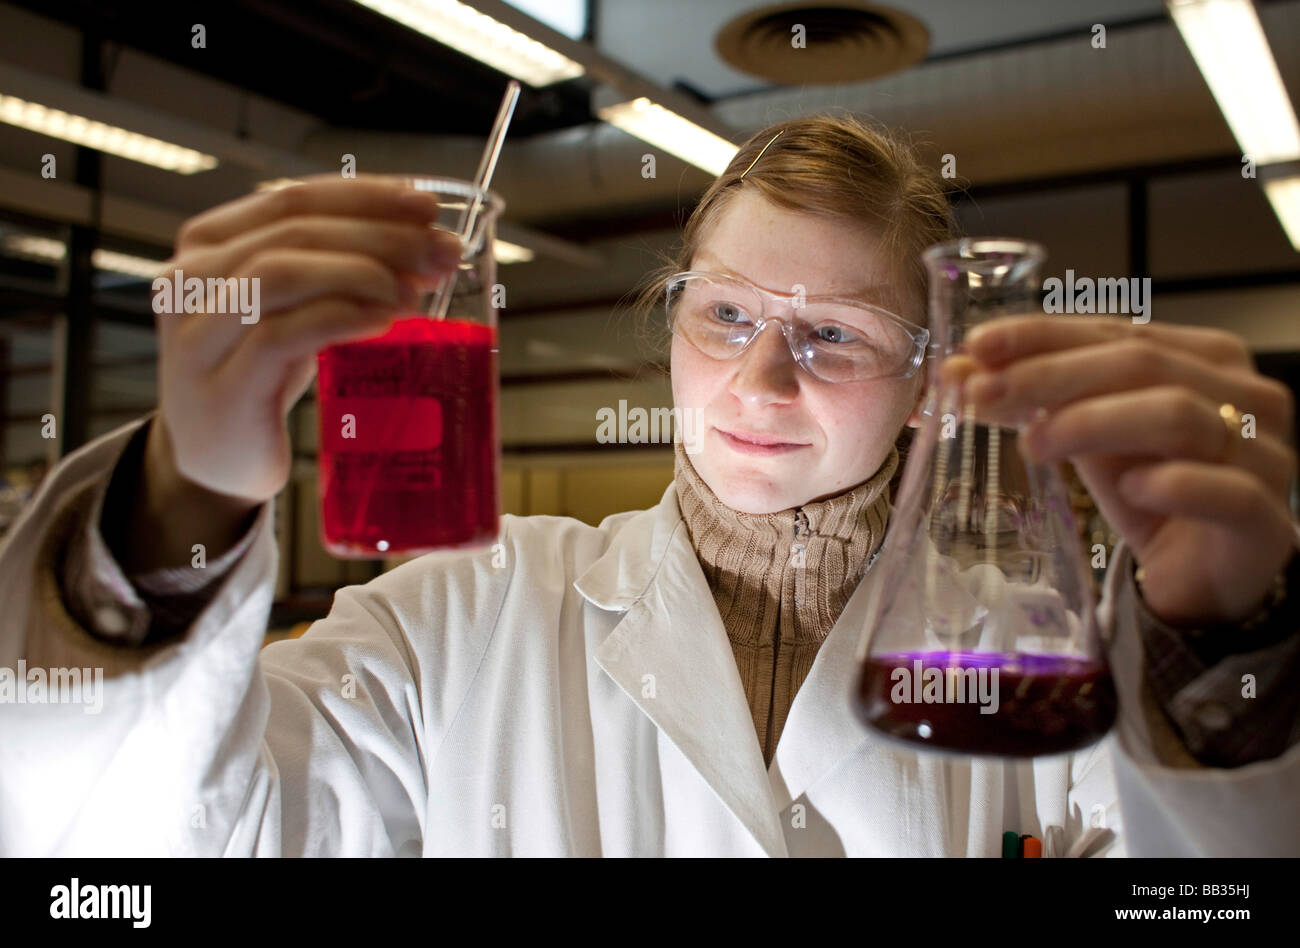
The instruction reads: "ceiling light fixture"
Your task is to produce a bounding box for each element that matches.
[1261,175,1300,251]
[493,238,535,264]
[351,0,584,86]
[1168,0,1300,164]
[1169,0,1300,251]
[0,94,218,174]
[596,97,738,176]
[2,235,167,278]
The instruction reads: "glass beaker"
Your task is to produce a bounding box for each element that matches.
[853,237,1117,757]
[315,176,503,557]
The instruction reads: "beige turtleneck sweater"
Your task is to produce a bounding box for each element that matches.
[673,439,899,765]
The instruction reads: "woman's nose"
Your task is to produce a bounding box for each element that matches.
[726,320,801,406]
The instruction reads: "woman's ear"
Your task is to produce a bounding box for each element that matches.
[904,371,929,428]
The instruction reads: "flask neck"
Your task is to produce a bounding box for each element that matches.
[921,238,1047,360]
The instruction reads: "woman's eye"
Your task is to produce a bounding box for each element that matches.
[815,324,856,344]
[710,303,749,324]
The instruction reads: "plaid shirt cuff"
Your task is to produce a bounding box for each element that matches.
[1132,539,1300,768]
[61,416,263,646]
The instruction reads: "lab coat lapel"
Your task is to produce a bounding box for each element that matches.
[578,486,790,858]
[767,554,880,811]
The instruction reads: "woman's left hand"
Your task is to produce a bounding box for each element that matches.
[949,315,1298,628]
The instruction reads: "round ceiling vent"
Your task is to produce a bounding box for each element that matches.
[715,2,930,85]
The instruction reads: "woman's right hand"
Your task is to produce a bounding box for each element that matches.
[121,176,463,573]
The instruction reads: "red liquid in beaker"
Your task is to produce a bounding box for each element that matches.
[316,316,498,555]
[855,650,1118,757]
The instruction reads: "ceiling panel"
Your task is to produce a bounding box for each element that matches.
[596,0,1170,99]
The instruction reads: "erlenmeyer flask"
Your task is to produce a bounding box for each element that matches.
[853,237,1117,758]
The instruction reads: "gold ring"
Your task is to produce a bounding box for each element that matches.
[1217,402,1245,464]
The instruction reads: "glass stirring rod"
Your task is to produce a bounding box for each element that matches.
[427,79,521,319]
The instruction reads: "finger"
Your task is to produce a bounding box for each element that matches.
[176,176,445,250]
[938,353,978,387]
[965,337,1293,436]
[1020,386,1296,497]
[212,215,462,284]
[159,249,424,374]
[1117,459,1295,530]
[934,354,992,418]
[966,314,1255,373]
[229,247,418,313]
[1071,454,1165,552]
[218,297,405,387]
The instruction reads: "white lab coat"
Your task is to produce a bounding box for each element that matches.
[1,415,1298,856]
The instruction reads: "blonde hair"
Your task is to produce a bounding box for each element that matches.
[629,113,957,337]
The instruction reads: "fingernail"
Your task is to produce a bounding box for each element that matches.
[407,272,446,292]
[420,251,455,276]
[968,324,1002,358]
[966,372,1005,403]
[398,190,440,217]
[429,244,461,270]
[419,235,459,272]
[1119,469,1147,500]
[1019,421,1045,462]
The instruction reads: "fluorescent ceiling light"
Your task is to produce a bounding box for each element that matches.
[2,234,65,262]
[597,97,738,177]
[256,177,301,192]
[2,231,530,276]
[494,238,534,264]
[0,93,218,174]
[92,249,169,279]
[1262,176,1300,251]
[502,0,586,40]
[2,235,166,278]
[1168,0,1300,164]
[352,0,584,86]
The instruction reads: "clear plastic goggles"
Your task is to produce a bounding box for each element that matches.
[665,270,929,383]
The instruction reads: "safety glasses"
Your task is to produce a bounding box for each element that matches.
[665,270,929,383]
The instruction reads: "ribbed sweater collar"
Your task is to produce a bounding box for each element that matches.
[672,438,899,644]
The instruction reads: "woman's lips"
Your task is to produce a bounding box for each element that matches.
[715,427,810,456]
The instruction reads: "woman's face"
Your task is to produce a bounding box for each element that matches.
[671,189,926,514]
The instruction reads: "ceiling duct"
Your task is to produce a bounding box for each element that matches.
[300,11,1272,227]
[715,1,930,84]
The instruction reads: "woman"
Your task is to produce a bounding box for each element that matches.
[3,116,1298,857]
